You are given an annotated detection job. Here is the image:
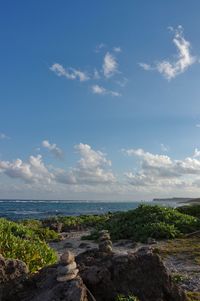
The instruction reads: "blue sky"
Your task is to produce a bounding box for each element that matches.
[1,1,200,200]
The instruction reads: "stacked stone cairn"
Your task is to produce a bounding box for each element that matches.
[98,230,113,254]
[57,251,79,282]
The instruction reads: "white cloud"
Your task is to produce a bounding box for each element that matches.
[193,148,200,158]
[42,140,64,159]
[0,155,54,184]
[196,124,200,128]
[0,144,115,188]
[0,133,9,140]
[50,63,89,82]
[72,143,115,184]
[91,85,121,97]
[140,26,196,80]
[124,148,200,188]
[103,52,118,78]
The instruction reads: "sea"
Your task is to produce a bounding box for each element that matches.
[0,199,179,221]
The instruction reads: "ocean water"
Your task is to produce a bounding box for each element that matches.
[0,200,178,220]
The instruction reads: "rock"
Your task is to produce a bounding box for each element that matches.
[79,242,90,249]
[0,255,29,301]
[77,247,188,301]
[60,251,75,265]
[99,234,111,241]
[64,242,73,248]
[147,237,157,244]
[98,231,113,254]
[0,255,28,284]
[57,262,77,275]
[99,244,113,254]
[99,230,109,235]
[57,269,79,282]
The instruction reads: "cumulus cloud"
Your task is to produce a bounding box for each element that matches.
[50,63,89,82]
[91,85,121,97]
[0,155,54,184]
[72,143,116,184]
[0,144,115,187]
[103,52,118,78]
[42,140,64,159]
[124,148,200,188]
[140,26,196,80]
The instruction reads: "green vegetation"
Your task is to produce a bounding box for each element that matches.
[20,219,60,241]
[177,204,200,219]
[86,205,200,242]
[171,273,187,284]
[115,294,139,301]
[0,218,57,273]
[43,214,111,231]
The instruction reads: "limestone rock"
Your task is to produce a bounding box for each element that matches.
[60,251,75,265]
[57,262,77,275]
[57,268,79,282]
[77,247,188,301]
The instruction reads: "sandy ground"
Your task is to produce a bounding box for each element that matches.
[49,230,139,257]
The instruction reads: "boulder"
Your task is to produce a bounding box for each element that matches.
[76,247,188,301]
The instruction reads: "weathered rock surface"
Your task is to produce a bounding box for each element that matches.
[0,255,29,301]
[76,247,188,301]
[0,264,88,301]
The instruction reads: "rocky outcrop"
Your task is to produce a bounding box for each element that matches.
[0,255,29,301]
[0,252,88,301]
[0,245,189,301]
[76,246,188,301]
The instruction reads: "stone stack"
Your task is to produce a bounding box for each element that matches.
[98,230,113,254]
[57,251,79,282]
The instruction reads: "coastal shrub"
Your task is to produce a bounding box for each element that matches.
[88,205,200,242]
[0,218,57,272]
[20,219,60,241]
[177,205,200,219]
[43,214,111,231]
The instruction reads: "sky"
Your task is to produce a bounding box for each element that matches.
[1,1,200,201]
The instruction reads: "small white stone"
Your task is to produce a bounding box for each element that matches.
[57,262,77,275]
[60,251,75,265]
[57,269,79,282]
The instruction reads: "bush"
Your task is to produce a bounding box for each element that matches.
[43,214,111,232]
[87,205,200,242]
[20,219,60,241]
[0,218,57,273]
[177,204,200,219]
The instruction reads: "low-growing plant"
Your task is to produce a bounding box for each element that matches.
[20,219,60,241]
[171,273,186,284]
[43,214,111,232]
[85,205,200,242]
[115,294,140,301]
[0,218,57,272]
[177,204,200,219]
